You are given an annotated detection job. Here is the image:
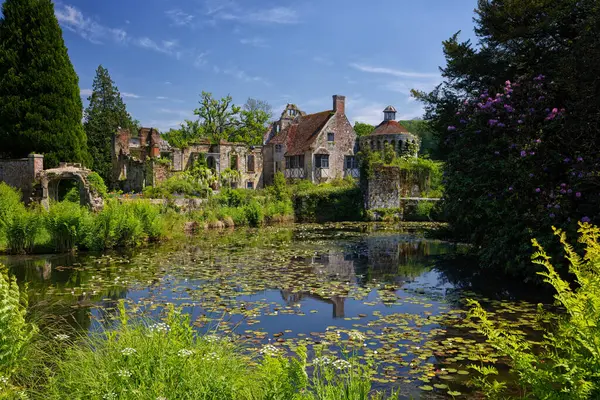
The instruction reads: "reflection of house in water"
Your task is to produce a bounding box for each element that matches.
[279,250,356,318]
[363,236,444,283]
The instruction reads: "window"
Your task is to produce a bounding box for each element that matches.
[275,144,282,153]
[327,132,335,142]
[298,155,305,168]
[285,156,291,169]
[315,154,329,169]
[247,154,255,172]
[345,156,358,169]
[247,181,254,189]
[230,154,238,170]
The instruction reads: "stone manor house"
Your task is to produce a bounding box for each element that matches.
[0,94,421,201]
[108,94,420,192]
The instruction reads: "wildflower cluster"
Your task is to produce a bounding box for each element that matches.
[312,356,352,370]
[148,322,170,334]
[201,352,220,362]
[121,348,137,356]
[177,349,194,358]
[117,369,132,378]
[204,334,222,343]
[259,344,281,357]
[54,334,69,341]
[347,330,365,342]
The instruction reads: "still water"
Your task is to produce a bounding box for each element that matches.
[1,223,542,399]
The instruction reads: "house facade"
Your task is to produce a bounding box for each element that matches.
[263,95,359,185]
[360,106,420,157]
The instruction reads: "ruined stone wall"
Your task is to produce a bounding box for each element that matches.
[0,154,44,202]
[309,113,358,183]
[221,144,264,189]
[364,166,401,210]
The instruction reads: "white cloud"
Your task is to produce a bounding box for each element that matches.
[122,92,141,99]
[203,1,299,25]
[164,81,172,85]
[166,9,195,27]
[240,37,268,48]
[158,108,193,118]
[55,4,184,58]
[156,96,169,100]
[346,95,424,125]
[313,56,333,66]
[193,52,209,68]
[147,119,188,132]
[350,63,439,79]
[222,67,270,85]
[80,88,93,97]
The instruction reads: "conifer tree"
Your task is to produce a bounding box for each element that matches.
[0,0,90,167]
[84,65,135,188]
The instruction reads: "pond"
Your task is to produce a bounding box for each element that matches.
[0,223,546,399]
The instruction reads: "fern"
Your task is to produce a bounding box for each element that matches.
[468,222,600,399]
[0,264,37,377]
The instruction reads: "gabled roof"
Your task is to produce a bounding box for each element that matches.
[267,110,334,156]
[370,120,411,136]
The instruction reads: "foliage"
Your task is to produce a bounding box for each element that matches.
[162,93,272,147]
[84,65,135,188]
[44,303,395,399]
[220,168,241,189]
[292,180,363,223]
[400,120,438,157]
[414,0,600,278]
[0,0,90,167]
[268,172,290,202]
[45,200,86,253]
[0,182,24,243]
[468,223,600,399]
[0,264,37,378]
[87,171,108,198]
[353,122,375,137]
[5,206,44,254]
[143,158,216,199]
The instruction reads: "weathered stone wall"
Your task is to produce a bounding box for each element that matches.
[0,154,44,202]
[364,166,401,210]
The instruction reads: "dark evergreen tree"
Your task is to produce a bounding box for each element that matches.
[84,65,135,188]
[0,0,90,167]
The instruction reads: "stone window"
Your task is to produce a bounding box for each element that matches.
[247,181,254,189]
[247,154,255,172]
[298,155,305,168]
[315,154,329,169]
[345,156,358,169]
[230,154,238,170]
[327,132,335,142]
[285,156,291,169]
[275,144,282,153]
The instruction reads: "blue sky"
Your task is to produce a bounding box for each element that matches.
[31,0,476,131]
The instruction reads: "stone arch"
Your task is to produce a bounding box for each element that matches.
[37,163,104,211]
[206,155,217,171]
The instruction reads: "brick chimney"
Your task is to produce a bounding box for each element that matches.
[333,95,345,115]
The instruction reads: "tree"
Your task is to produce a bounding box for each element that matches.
[194,92,240,143]
[353,122,374,137]
[232,98,272,145]
[0,0,90,167]
[83,65,135,188]
[414,0,600,278]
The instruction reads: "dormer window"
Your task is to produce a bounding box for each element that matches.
[327,132,335,142]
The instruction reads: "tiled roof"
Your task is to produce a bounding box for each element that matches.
[383,105,397,113]
[267,110,334,156]
[370,120,410,135]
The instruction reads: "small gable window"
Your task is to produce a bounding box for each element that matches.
[327,132,335,142]
[275,144,282,153]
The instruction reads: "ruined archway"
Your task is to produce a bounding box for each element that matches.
[37,163,104,211]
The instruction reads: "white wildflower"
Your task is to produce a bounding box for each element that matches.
[0,376,8,385]
[148,322,170,334]
[204,334,221,343]
[157,397,167,400]
[103,392,117,400]
[312,356,332,367]
[202,352,220,361]
[121,348,137,356]
[54,334,70,341]
[259,344,280,357]
[117,369,132,378]
[332,359,352,370]
[178,349,194,357]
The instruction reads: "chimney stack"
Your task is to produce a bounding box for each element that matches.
[333,95,346,115]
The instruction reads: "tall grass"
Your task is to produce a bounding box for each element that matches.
[43,303,397,399]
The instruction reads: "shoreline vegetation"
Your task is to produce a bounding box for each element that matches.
[0,171,441,255]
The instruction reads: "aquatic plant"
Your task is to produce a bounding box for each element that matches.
[468,222,600,399]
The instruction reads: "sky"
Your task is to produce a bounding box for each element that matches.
[18,0,478,132]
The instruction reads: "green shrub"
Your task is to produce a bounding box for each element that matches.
[0,183,24,243]
[5,207,44,254]
[244,199,264,227]
[468,223,600,399]
[45,201,87,252]
[0,264,37,377]
[292,183,363,223]
[87,172,108,198]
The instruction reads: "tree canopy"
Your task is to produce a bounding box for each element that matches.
[162,93,272,148]
[414,0,600,278]
[0,0,90,167]
[84,65,136,188]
